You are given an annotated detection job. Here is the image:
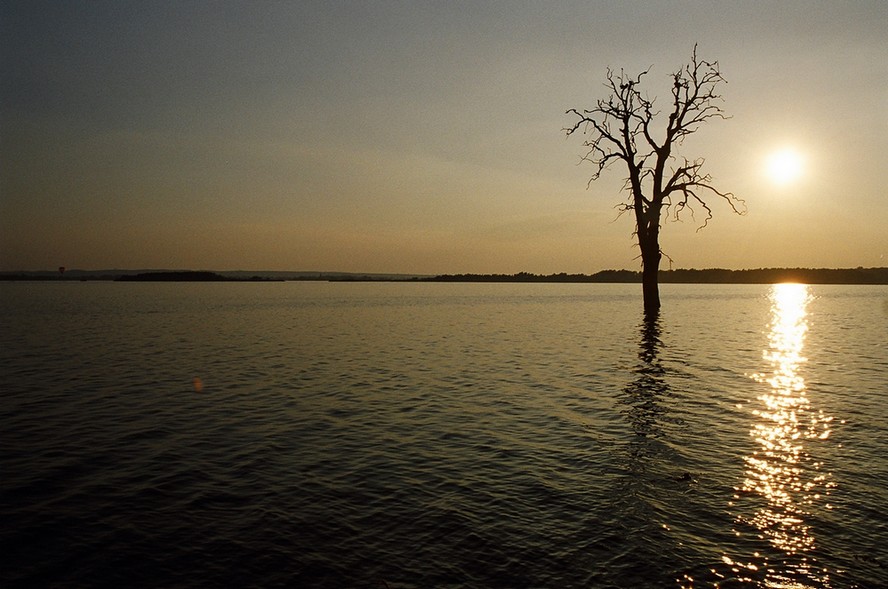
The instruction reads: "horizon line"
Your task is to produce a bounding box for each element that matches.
[3,266,887,275]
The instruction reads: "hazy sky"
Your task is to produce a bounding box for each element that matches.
[2,1,886,273]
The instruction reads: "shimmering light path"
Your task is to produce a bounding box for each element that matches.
[720,284,838,587]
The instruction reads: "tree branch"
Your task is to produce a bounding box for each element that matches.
[663,158,746,229]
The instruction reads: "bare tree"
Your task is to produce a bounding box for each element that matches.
[566,45,744,316]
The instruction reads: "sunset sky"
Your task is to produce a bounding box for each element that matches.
[2,1,886,274]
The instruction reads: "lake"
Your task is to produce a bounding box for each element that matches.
[1,281,887,588]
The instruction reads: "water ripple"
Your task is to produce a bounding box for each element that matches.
[2,282,887,587]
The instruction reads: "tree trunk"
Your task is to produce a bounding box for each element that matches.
[639,232,661,317]
[642,261,660,316]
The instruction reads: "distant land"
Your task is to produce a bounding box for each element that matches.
[0,269,426,282]
[423,267,888,284]
[115,271,281,282]
[2,267,888,284]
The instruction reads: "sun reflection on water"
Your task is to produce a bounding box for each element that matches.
[723,283,836,587]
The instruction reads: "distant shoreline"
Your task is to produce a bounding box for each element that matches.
[115,271,283,282]
[420,267,888,285]
[2,267,888,284]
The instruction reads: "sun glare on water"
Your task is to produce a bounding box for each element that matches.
[766,148,805,186]
[722,282,837,586]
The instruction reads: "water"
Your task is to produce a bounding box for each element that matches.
[1,281,887,588]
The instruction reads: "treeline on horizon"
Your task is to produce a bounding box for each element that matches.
[115,271,281,282]
[2,267,888,284]
[423,267,888,284]
[0,270,281,282]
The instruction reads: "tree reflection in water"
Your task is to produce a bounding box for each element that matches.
[719,284,836,588]
[607,313,690,586]
[623,314,671,449]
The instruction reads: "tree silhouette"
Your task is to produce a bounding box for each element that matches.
[566,45,744,315]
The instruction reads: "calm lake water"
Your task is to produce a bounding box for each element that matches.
[1,281,887,588]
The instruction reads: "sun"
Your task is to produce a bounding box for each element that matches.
[766,148,805,186]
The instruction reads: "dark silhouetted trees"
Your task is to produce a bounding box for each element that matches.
[566,45,745,315]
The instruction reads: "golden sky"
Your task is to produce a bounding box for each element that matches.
[2,1,886,273]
